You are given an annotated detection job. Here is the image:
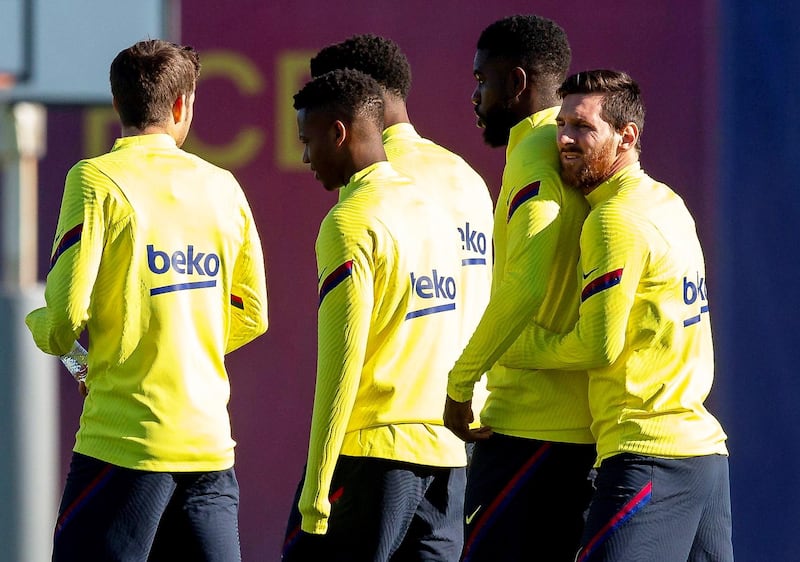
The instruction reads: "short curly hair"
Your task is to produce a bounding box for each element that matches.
[477,15,571,84]
[293,68,384,130]
[309,34,412,100]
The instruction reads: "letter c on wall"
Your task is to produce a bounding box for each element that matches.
[83,50,266,170]
[184,51,265,168]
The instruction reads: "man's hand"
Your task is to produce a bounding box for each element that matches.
[78,380,88,397]
[443,395,493,442]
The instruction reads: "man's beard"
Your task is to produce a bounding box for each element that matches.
[560,137,616,193]
[478,104,519,148]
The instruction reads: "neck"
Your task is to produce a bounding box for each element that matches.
[607,152,638,179]
[344,145,388,184]
[583,154,639,195]
[120,123,179,141]
[382,95,410,128]
[120,124,164,137]
[520,81,560,118]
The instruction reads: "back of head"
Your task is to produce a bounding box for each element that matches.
[477,14,571,89]
[294,68,385,130]
[309,34,412,100]
[558,69,646,150]
[110,39,201,130]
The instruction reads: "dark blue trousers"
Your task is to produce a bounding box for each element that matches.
[282,455,466,562]
[53,452,241,562]
[577,453,733,562]
[461,434,596,562]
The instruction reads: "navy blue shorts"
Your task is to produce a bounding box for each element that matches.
[461,434,596,562]
[577,453,733,562]
[53,452,241,562]
[282,455,466,561]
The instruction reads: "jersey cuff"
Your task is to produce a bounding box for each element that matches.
[447,375,475,402]
[300,514,329,535]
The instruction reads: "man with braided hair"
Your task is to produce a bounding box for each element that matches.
[282,68,469,561]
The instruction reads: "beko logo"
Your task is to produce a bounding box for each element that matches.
[406,269,457,320]
[458,222,488,265]
[147,244,220,295]
[683,272,710,327]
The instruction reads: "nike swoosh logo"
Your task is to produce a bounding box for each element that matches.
[466,505,482,525]
[582,267,599,280]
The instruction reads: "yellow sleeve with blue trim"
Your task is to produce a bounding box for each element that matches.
[447,111,587,401]
[226,192,269,354]
[501,183,646,370]
[447,180,562,401]
[25,160,121,355]
[298,191,381,535]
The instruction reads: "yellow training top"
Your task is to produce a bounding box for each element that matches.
[299,161,468,534]
[382,123,494,422]
[502,163,728,463]
[448,107,593,443]
[26,134,269,472]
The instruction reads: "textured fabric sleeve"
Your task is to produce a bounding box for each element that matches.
[501,204,649,370]
[25,161,109,355]
[447,176,563,401]
[225,183,269,353]
[298,210,375,534]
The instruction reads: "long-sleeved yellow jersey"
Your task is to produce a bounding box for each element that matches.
[26,134,268,472]
[502,163,728,464]
[299,161,468,534]
[447,108,593,444]
[382,123,494,422]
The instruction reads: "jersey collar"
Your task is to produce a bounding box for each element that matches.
[111,133,178,152]
[339,161,396,201]
[585,162,644,209]
[382,122,419,144]
[507,106,560,156]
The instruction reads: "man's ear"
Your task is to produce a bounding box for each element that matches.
[618,122,639,151]
[508,66,528,100]
[333,119,347,148]
[172,94,186,124]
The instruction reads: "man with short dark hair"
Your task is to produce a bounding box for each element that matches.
[282,67,469,561]
[26,39,268,561]
[502,69,732,561]
[309,35,494,408]
[443,15,595,561]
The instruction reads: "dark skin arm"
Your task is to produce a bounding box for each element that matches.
[443,396,493,442]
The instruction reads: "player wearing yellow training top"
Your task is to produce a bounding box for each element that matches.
[308,34,494,420]
[443,16,594,562]
[25,40,268,562]
[282,69,467,562]
[501,70,732,562]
